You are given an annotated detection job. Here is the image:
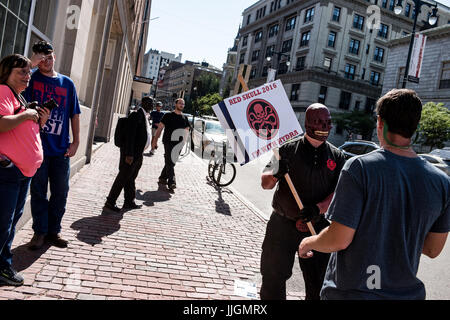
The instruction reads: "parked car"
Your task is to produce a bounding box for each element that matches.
[191,118,234,160]
[419,152,450,176]
[338,140,380,159]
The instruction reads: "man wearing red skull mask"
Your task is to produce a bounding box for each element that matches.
[260,103,346,300]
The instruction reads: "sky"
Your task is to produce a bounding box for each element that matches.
[146,0,450,69]
[145,0,257,69]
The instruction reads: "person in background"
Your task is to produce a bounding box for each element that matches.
[0,54,50,286]
[23,41,81,250]
[149,101,164,155]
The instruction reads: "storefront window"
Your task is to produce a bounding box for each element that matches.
[0,0,32,58]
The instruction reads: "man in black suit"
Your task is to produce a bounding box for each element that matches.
[104,96,154,212]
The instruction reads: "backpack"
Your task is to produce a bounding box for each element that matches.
[114,117,128,148]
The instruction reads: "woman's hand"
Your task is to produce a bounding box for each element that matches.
[22,109,40,123]
[37,107,50,128]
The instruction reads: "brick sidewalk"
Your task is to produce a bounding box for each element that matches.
[1,143,305,300]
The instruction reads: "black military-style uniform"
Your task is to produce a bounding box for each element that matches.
[260,136,346,300]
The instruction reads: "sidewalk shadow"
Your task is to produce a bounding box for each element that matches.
[11,243,51,273]
[70,210,124,246]
[136,187,172,207]
[206,177,232,216]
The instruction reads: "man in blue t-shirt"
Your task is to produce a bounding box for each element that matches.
[299,89,450,300]
[149,101,164,155]
[23,41,81,250]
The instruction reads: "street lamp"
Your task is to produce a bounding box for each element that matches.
[266,51,291,79]
[394,0,438,88]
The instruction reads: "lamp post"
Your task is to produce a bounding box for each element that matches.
[394,0,438,88]
[266,51,291,80]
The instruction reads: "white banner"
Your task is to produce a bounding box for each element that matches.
[266,68,277,83]
[408,34,427,83]
[212,80,303,165]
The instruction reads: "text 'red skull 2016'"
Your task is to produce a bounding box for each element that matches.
[246,99,280,140]
[305,104,332,142]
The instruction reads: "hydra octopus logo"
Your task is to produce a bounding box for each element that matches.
[246,99,280,140]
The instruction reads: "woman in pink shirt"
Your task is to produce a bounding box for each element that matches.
[0,54,49,286]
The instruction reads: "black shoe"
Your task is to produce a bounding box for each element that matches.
[46,233,69,249]
[168,183,177,190]
[122,202,142,210]
[103,202,121,213]
[28,233,46,251]
[0,267,24,286]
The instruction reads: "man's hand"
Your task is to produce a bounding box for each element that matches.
[299,237,315,259]
[299,205,322,223]
[273,158,289,180]
[30,53,45,68]
[125,156,134,165]
[64,141,80,158]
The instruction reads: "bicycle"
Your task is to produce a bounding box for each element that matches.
[208,140,236,187]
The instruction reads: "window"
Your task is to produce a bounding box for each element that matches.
[318,86,328,104]
[300,31,311,47]
[281,39,292,53]
[296,56,306,71]
[242,35,248,47]
[265,45,275,58]
[286,16,296,31]
[405,3,411,17]
[382,0,388,8]
[439,61,450,89]
[250,68,257,79]
[269,24,279,38]
[247,14,251,25]
[344,64,356,80]
[374,47,385,62]
[362,68,366,80]
[328,31,336,47]
[339,91,352,110]
[349,39,360,55]
[353,14,365,30]
[291,84,300,101]
[239,52,246,64]
[262,66,268,77]
[389,0,395,11]
[278,61,289,75]
[366,44,371,54]
[324,57,332,71]
[255,30,263,43]
[0,0,32,57]
[251,50,260,61]
[355,101,361,111]
[378,23,389,38]
[304,7,315,23]
[365,98,377,113]
[370,71,381,86]
[332,7,341,22]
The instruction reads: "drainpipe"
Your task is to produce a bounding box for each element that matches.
[86,0,115,164]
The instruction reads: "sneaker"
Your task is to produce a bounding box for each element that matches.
[0,266,24,286]
[46,233,68,249]
[103,202,121,213]
[122,202,142,210]
[28,233,45,251]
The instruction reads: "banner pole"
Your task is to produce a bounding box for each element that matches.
[238,77,317,236]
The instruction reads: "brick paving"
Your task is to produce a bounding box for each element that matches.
[1,142,305,300]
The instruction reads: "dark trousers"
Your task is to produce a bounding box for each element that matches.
[107,152,143,206]
[260,213,330,300]
[159,143,180,185]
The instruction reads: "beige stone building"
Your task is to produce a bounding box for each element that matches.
[0,0,151,229]
[233,0,450,146]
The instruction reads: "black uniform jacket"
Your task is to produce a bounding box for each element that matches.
[271,136,346,221]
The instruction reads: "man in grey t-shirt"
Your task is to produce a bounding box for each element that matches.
[299,89,450,299]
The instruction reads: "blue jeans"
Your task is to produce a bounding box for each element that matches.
[0,165,32,269]
[30,155,70,235]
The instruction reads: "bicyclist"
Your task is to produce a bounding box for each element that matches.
[259,103,346,300]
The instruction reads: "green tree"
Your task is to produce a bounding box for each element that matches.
[196,73,220,97]
[418,102,450,151]
[332,110,377,140]
[195,93,223,116]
